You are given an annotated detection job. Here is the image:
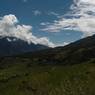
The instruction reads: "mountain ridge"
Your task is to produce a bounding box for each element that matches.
[0,34,95,65]
[14,34,95,65]
[0,36,49,57]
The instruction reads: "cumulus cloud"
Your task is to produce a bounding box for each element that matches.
[0,14,55,47]
[56,42,70,47]
[41,0,95,37]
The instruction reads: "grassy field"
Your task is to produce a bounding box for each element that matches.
[0,59,95,95]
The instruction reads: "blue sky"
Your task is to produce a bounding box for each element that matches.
[0,0,95,47]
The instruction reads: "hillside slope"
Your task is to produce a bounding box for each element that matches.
[17,34,95,65]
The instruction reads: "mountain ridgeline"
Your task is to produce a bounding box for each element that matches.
[0,34,95,65]
[16,34,95,65]
[0,36,48,57]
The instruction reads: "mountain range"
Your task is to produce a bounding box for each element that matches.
[1,34,95,65]
[17,34,95,65]
[0,36,48,57]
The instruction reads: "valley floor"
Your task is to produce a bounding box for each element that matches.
[0,60,95,95]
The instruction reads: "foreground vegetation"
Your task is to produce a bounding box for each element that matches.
[0,58,95,95]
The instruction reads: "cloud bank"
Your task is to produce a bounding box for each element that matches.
[0,14,55,47]
[41,0,95,37]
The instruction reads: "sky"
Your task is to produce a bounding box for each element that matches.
[0,0,95,47]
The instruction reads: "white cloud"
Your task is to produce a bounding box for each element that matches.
[63,42,69,46]
[47,11,60,18]
[40,22,47,26]
[40,22,50,26]
[33,10,41,16]
[41,0,95,37]
[7,38,12,42]
[56,42,70,47]
[0,14,55,47]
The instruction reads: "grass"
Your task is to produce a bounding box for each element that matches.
[0,60,95,95]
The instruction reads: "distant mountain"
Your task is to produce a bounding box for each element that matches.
[18,34,95,65]
[1,34,95,65]
[0,36,48,56]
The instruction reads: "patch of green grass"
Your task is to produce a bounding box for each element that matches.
[0,61,95,95]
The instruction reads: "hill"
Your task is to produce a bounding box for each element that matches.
[17,34,95,65]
